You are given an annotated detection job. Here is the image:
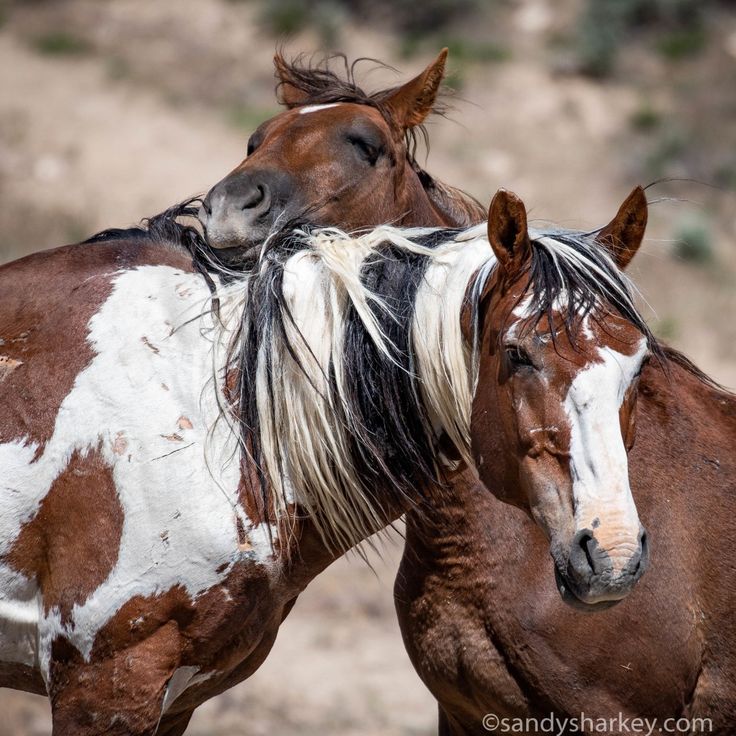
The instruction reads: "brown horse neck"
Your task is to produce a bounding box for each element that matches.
[640,349,736,433]
[398,168,485,229]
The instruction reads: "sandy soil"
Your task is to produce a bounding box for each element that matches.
[0,1,734,733]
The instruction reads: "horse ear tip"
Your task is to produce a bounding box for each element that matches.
[497,188,522,206]
[629,185,647,205]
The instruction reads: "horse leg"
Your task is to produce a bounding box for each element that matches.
[48,621,183,736]
[437,705,478,736]
[156,710,194,736]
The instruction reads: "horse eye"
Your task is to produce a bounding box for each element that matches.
[505,346,534,370]
[347,135,380,165]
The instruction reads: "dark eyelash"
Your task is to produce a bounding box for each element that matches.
[506,346,534,369]
[348,135,379,164]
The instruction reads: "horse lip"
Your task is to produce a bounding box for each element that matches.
[553,566,622,613]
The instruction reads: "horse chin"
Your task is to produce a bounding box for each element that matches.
[206,242,263,270]
[553,567,623,613]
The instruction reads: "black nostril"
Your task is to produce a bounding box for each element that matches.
[634,530,649,575]
[242,184,266,211]
[578,532,596,574]
[202,197,212,216]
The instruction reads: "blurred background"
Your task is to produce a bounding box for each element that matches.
[0,0,734,734]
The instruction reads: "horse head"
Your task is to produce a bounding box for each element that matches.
[199,49,484,262]
[471,187,651,609]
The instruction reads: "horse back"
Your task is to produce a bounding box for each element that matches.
[0,239,194,447]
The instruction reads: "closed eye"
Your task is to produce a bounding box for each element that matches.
[246,135,260,156]
[246,126,266,156]
[347,134,381,165]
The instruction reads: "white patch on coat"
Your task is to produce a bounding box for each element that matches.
[298,103,341,115]
[0,266,277,684]
[564,339,648,568]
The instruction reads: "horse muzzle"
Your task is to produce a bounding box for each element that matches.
[553,525,649,611]
[200,169,292,254]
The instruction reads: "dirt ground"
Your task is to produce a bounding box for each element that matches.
[0,1,734,734]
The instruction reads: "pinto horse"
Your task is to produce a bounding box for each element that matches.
[0,207,433,734]
[395,193,736,735]
[0,49,487,735]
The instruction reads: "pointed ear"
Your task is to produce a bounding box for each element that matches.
[384,48,448,131]
[595,186,648,269]
[487,189,531,278]
[274,52,309,108]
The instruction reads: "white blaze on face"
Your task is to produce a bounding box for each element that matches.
[563,338,647,570]
[298,103,341,115]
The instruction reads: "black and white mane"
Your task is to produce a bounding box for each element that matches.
[210,221,656,550]
[87,208,721,551]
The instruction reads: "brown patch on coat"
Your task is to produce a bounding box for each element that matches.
[177,416,193,430]
[141,336,160,354]
[5,447,124,626]
[0,239,193,452]
[48,621,182,736]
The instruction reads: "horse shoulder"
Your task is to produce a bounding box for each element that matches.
[0,238,280,705]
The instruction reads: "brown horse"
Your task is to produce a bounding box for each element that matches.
[395,193,736,735]
[0,52,484,735]
[197,51,735,731]
[198,49,484,262]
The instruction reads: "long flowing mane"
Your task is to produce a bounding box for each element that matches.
[82,208,733,551]
[275,53,486,227]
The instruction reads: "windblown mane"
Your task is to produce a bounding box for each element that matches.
[211,218,666,551]
[213,222,486,551]
[84,197,206,249]
[86,209,731,552]
[275,53,485,227]
[485,227,662,358]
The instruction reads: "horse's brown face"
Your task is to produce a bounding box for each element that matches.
[199,51,450,259]
[471,188,651,610]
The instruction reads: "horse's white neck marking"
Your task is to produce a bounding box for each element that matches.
[299,103,341,115]
[564,339,647,566]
